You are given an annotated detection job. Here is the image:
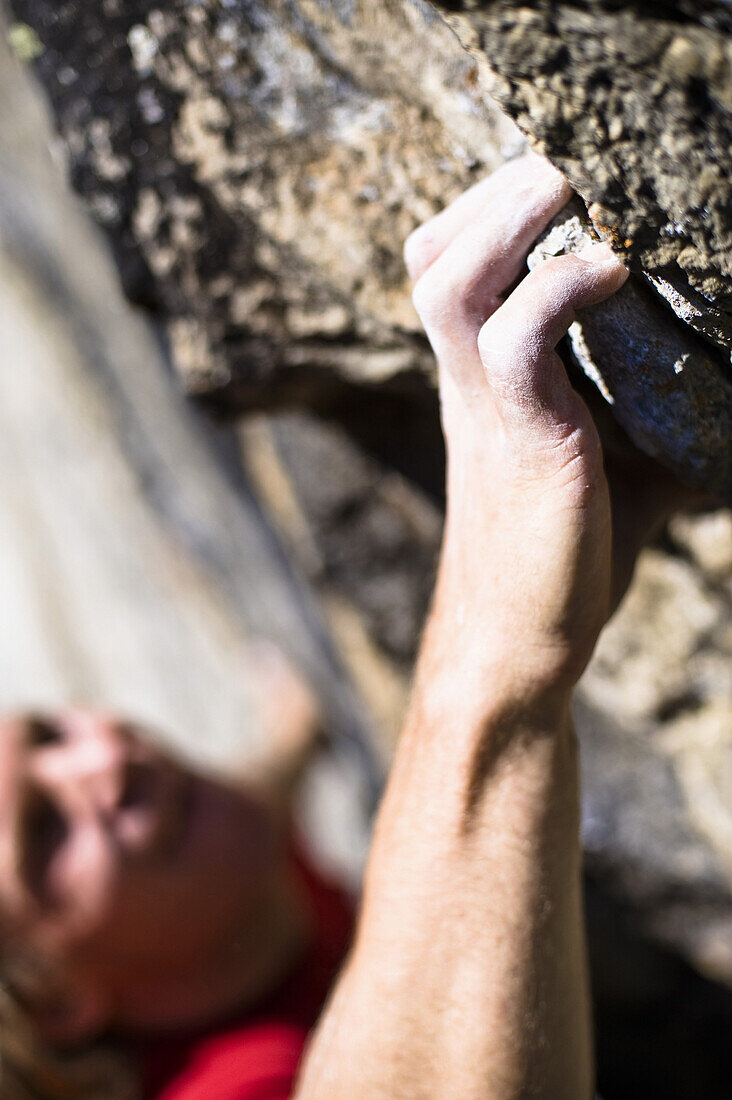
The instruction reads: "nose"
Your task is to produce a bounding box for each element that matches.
[27,713,127,819]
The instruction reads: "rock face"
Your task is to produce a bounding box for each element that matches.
[9,0,732,496]
[7,0,518,406]
[578,521,732,984]
[528,206,732,496]
[439,1,732,355]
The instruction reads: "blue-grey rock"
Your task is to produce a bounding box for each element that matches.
[529,207,732,499]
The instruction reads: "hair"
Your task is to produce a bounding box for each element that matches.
[0,982,137,1100]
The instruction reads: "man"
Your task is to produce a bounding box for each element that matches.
[0,656,354,1100]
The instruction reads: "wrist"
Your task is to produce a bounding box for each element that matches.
[412,606,574,770]
[434,465,611,692]
[427,564,581,713]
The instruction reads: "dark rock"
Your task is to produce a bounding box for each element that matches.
[9,0,732,496]
[437,1,732,357]
[529,204,732,497]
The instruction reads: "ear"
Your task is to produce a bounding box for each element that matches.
[30,973,111,1046]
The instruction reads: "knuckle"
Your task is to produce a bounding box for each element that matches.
[403,223,439,283]
[477,316,510,373]
[411,265,447,329]
[414,257,487,334]
[534,253,588,297]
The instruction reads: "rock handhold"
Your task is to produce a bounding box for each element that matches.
[437,0,732,357]
[528,205,732,499]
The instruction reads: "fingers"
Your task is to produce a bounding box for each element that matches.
[476,246,628,431]
[404,150,570,284]
[406,154,628,462]
[411,167,574,367]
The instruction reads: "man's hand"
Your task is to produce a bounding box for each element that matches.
[406,150,628,701]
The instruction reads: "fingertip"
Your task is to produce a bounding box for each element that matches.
[577,241,629,288]
[521,146,573,195]
[577,240,618,265]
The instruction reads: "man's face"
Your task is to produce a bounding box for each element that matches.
[0,709,281,1029]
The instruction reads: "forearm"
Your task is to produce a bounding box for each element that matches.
[297,606,592,1100]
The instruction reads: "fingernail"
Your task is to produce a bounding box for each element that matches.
[577,241,616,263]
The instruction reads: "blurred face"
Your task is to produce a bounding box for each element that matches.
[0,709,283,1031]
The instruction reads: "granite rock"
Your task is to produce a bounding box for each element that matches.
[438,0,732,356]
[528,204,732,497]
[8,0,732,496]
[6,0,518,405]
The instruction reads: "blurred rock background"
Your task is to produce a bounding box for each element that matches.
[0,3,730,1096]
[0,19,379,874]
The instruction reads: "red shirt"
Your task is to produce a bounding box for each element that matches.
[142,853,354,1100]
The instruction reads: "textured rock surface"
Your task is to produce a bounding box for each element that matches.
[439,0,732,356]
[7,0,518,406]
[528,205,732,497]
[578,523,732,982]
[8,0,731,496]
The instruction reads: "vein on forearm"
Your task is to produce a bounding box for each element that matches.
[462,704,539,835]
[459,687,575,828]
